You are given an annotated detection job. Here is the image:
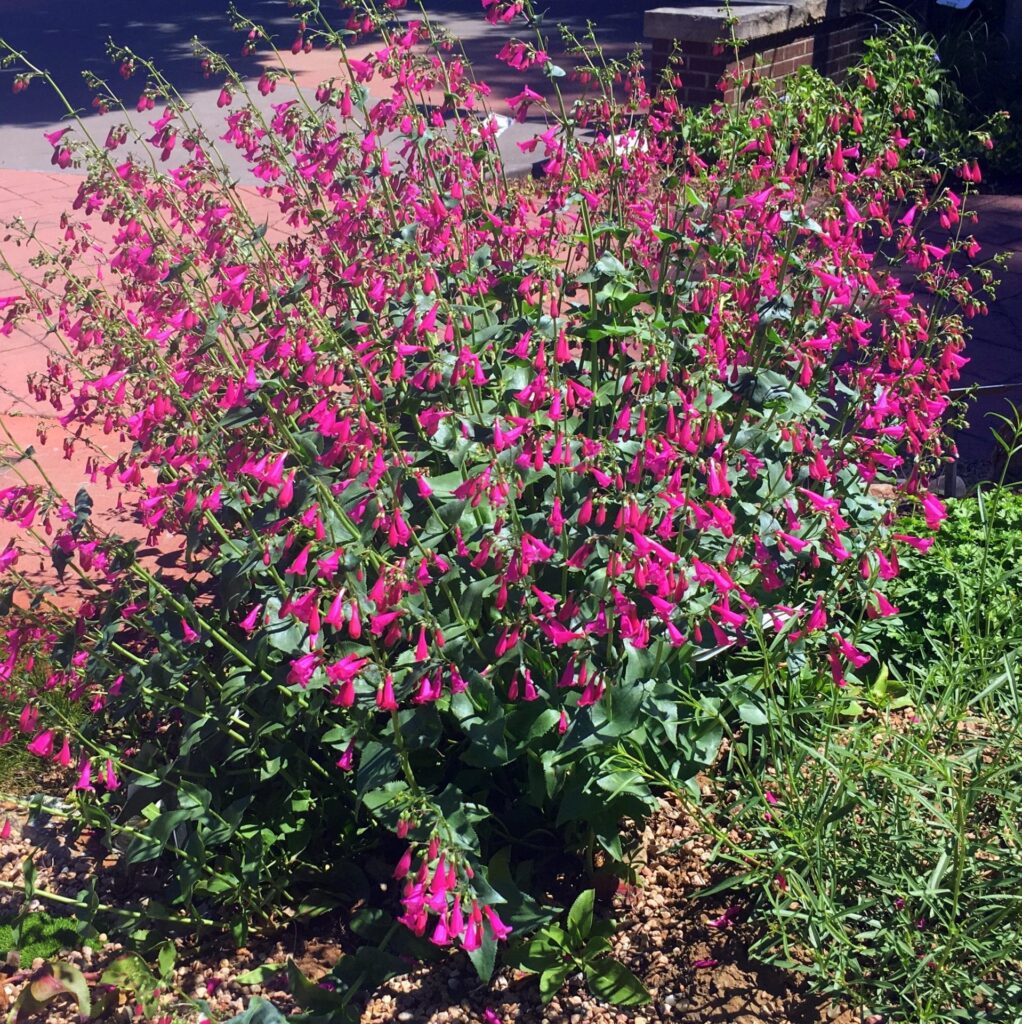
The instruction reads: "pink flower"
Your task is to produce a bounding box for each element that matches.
[868,591,900,618]
[921,493,946,530]
[482,905,512,941]
[239,604,263,632]
[833,633,870,668]
[287,652,320,688]
[707,905,742,929]
[893,534,934,554]
[27,730,54,758]
[285,543,312,575]
[335,740,356,772]
[376,674,399,711]
[393,846,414,880]
[43,127,71,147]
[806,597,828,631]
[56,735,73,768]
[74,757,94,793]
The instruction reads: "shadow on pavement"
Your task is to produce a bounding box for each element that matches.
[0,0,646,128]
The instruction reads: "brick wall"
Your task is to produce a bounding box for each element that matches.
[650,11,874,107]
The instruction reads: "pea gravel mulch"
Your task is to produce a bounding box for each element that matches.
[0,795,869,1024]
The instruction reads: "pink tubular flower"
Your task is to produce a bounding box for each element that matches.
[27,730,54,758]
[56,735,73,768]
[868,591,900,618]
[707,905,742,929]
[287,651,320,688]
[0,545,18,572]
[239,604,263,632]
[335,739,356,771]
[894,533,935,554]
[806,596,828,631]
[285,543,312,575]
[393,846,414,880]
[376,674,399,711]
[833,633,870,669]
[920,493,947,530]
[482,905,512,941]
[74,757,94,793]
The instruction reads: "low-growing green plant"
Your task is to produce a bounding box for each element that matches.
[884,489,1022,658]
[0,909,79,964]
[5,941,181,1024]
[879,411,1022,671]
[647,480,1022,1022]
[507,888,649,1006]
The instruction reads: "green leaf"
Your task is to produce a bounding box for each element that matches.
[296,889,342,920]
[71,487,93,539]
[285,958,351,1014]
[566,889,595,946]
[517,934,568,974]
[737,701,769,727]
[539,962,573,1004]
[221,997,291,1024]
[466,927,497,982]
[100,953,159,1016]
[486,848,553,932]
[356,741,401,799]
[234,964,284,986]
[12,961,92,1023]
[584,958,651,1006]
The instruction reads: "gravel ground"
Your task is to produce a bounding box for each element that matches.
[0,796,865,1024]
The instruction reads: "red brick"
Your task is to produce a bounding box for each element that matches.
[680,87,720,105]
[680,70,711,89]
[685,55,729,74]
[655,10,875,103]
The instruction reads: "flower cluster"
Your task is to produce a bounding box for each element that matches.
[0,1,993,944]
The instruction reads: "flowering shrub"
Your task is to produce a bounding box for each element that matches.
[0,0,997,965]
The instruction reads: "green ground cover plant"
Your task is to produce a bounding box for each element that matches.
[883,489,1022,668]
[0,0,1008,1018]
[660,455,1022,1021]
[700,636,1022,1022]
[0,909,80,965]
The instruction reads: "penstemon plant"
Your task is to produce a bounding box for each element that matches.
[0,0,999,968]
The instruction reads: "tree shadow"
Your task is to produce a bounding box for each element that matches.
[0,0,295,127]
[0,0,647,129]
